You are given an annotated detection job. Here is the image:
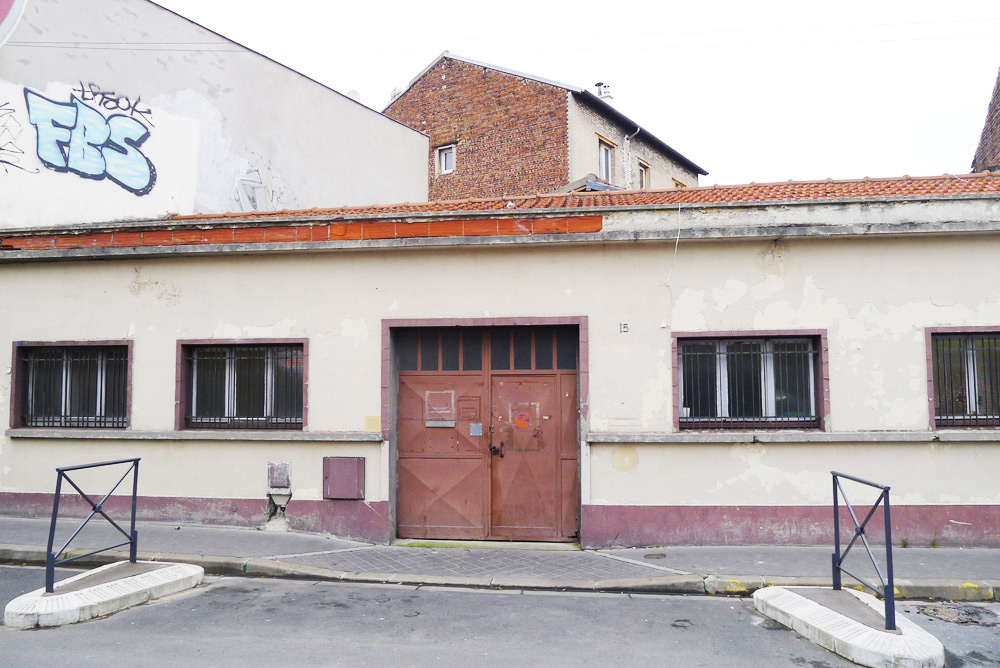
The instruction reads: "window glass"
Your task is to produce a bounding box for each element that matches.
[462,329,482,371]
[441,329,461,371]
[398,330,419,371]
[933,333,1000,427]
[420,331,439,371]
[22,345,128,428]
[678,337,818,430]
[491,329,511,370]
[534,327,553,369]
[513,328,532,370]
[187,344,303,430]
[680,342,717,419]
[556,328,578,370]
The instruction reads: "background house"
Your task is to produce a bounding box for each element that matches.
[972,66,1000,172]
[0,0,427,229]
[384,52,707,201]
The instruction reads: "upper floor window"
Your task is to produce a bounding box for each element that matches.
[931,332,999,428]
[637,160,650,189]
[13,344,129,428]
[180,343,305,430]
[677,336,821,430]
[598,139,614,182]
[436,144,456,175]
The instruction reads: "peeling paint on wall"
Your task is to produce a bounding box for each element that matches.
[339,318,369,346]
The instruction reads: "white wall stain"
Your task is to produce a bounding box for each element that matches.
[712,279,747,312]
[339,318,369,346]
[128,267,181,306]
[387,301,399,312]
[640,357,670,427]
[673,288,707,330]
[751,275,785,300]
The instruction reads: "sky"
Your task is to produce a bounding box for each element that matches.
[155,0,1000,187]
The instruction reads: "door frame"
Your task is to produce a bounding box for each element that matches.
[382,317,589,541]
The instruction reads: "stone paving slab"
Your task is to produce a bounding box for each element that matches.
[283,546,670,580]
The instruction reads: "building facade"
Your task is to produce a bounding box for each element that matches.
[384,52,706,201]
[0,0,427,229]
[2,174,999,547]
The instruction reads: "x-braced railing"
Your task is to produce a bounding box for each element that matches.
[831,470,895,630]
[45,458,140,593]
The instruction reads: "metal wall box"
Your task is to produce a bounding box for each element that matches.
[323,457,365,500]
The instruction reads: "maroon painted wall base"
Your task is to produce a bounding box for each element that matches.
[0,492,391,544]
[580,504,1000,548]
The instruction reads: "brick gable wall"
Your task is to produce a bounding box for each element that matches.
[385,58,569,200]
[973,67,1000,172]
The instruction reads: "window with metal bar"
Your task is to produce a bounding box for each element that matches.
[678,337,819,430]
[184,344,303,430]
[18,346,128,428]
[932,333,1000,427]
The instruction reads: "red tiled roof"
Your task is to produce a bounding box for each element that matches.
[174,173,1000,223]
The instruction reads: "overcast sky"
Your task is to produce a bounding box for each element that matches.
[156,0,1000,187]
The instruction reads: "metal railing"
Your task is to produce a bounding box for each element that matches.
[831,471,895,630]
[45,458,140,593]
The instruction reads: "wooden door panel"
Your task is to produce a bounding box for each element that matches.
[490,376,560,539]
[397,457,485,539]
[398,376,484,457]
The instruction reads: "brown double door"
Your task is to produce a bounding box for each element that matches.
[396,326,579,541]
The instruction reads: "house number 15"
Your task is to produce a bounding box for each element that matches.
[619,323,629,333]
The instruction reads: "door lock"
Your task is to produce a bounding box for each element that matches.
[488,442,504,458]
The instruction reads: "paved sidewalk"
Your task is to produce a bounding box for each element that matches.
[1,516,998,600]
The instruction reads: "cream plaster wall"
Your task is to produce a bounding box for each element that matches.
[2,226,1000,508]
[0,438,382,502]
[589,441,1000,507]
[566,96,700,189]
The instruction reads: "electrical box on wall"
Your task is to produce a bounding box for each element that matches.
[323,457,365,500]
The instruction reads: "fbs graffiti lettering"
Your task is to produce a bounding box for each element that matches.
[23,90,156,195]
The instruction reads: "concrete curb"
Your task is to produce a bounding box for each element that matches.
[2,544,997,600]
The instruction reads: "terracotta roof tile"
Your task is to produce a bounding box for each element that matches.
[173,173,1000,223]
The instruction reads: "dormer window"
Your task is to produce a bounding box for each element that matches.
[598,139,614,182]
[437,144,456,175]
[638,160,650,189]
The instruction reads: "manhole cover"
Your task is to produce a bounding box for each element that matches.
[920,605,998,626]
[644,553,666,560]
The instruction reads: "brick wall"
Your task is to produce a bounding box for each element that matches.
[385,58,570,200]
[972,67,1000,172]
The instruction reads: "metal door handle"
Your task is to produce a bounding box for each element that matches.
[499,441,504,458]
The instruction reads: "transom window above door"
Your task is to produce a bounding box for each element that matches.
[396,326,578,373]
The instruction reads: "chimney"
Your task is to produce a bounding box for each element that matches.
[595,82,613,104]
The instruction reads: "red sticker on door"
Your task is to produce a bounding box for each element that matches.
[514,412,531,428]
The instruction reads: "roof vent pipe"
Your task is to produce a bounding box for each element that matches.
[595,82,613,104]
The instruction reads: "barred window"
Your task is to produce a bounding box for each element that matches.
[183,344,304,430]
[932,333,1000,428]
[678,337,819,430]
[17,345,128,428]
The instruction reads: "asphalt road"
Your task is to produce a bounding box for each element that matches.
[2,565,998,667]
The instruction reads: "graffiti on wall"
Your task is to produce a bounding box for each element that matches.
[72,81,155,127]
[0,100,37,175]
[234,153,285,212]
[23,87,156,195]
